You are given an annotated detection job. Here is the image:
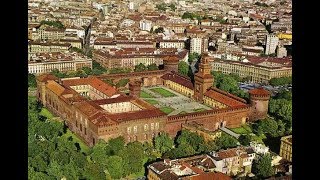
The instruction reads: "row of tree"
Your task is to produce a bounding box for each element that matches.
[134,63,159,72]
[269,76,292,86]
[156,3,176,12]
[155,130,239,159]
[211,71,250,100]
[40,20,65,29]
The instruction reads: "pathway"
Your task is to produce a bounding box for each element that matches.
[219,127,240,139]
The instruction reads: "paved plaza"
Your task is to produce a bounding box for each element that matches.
[141,86,212,116]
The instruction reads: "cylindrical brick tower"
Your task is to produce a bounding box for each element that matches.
[248,87,271,121]
[163,56,179,73]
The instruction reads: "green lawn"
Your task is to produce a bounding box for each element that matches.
[140,91,155,98]
[39,108,54,119]
[145,99,159,105]
[150,88,176,97]
[230,124,253,134]
[193,108,206,112]
[61,129,90,154]
[160,106,175,114]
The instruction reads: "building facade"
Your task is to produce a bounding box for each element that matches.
[265,34,279,55]
[279,135,292,162]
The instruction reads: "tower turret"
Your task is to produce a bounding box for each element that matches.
[193,53,214,102]
[248,87,271,121]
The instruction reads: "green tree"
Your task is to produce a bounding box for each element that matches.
[169,3,176,11]
[106,156,123,179]
[238,135,252,146]
[269,76,292,86]
[188,52,200,63]
[90,141,109,166]
[215,133,238,149]
[275,90,292,100]
[154,27,165,33]
[120,141,145,175]
[116,79,129,88]
[29,154,48,172]
[147,63,159,70]
[46,160,64,179]
[134,63,147,72]
[82,66,93,76]
[28,73,37,88]
[154,132,174,154]
[167,143,196,159]
[40,20,65,29]
[106,136,125,156]
[252,154,274,178]
[156,3,167,11]
[218,75,239,93]
[83,162,106,180]
[176,130,206,153]
[178,61,189,76]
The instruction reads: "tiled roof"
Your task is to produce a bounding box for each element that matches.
[161,72,194,90]
[188,172,231,180]
[62,77,119,97]
[204,88,247,107]
[46,80,66,96]
[36,74,58,82]
[248,88,270,96]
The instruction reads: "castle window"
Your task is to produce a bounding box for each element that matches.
[144,124,148,131]
[127,127,131,134]
[76,121,78,128]
[151,123,154,130]
[80,124,82,132]
[155,123,159,130]
[84,128,87,135]
[133,126,137,133]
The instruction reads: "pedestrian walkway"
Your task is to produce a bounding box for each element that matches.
[219,127,240,139]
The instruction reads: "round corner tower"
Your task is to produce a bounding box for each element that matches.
[248,87,271,121]
[163,56,179,73]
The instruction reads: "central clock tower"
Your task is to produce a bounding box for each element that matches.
[194,53,214,102]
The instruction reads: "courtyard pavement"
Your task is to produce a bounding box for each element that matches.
[141,86,212,116]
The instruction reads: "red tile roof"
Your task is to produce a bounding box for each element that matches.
[248,88,270,96]
[161,72,194,90]
[204,87,247,107]
[62,77,119,97]
[189,172,231,180]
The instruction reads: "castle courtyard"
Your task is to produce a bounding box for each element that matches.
[140,86,212,115]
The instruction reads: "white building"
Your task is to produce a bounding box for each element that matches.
[139,19,153,31]
[265,34,279,55]
[277,46,287,58]
[128,2,135,10]
[190,37,208,54]
[250,142,269,155]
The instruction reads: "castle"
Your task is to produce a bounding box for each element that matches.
[36,53,270,146]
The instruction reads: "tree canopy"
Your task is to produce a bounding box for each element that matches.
[252,154,274,178]
[40,20,65,29]
[269,76,292,86]
[178,61,189,76]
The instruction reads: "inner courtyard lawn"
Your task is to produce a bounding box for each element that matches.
[160,106,175,114]
[150,88,176,97]
[140,90,155,98]
[145,99,159,105]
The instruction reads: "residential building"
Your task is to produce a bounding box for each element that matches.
[159,40,185,49]
[190,37,208,54]
[279,135,292,162]
[265,34,279,55]
[277,46,287,58]
[209,146,256,176]
[148,155,231,180]
[211,57,292,83]
[28,52,92,74]
[250,141,269,155]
